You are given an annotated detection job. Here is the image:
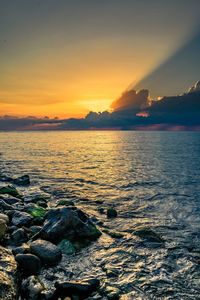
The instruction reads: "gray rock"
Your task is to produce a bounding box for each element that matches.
[12,211,33,227]
[38,207,101,244]
[0,246,18,300]
[30,239,62,266]
[12,244,30,256]
[16,254,41,276]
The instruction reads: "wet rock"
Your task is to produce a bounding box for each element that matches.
[37,201,48,208]
[11,228,28,245]
[13,175,30,186]
[54,278,100,299]
[16,254,41,276]
[133,226,164,243]
[107,208,118,218]
[21,275,44,300]
[12,211,33,227]
[0,212,9,224]
[38,207,101,244]
[28,205,47,219]
[0,219,7,239]
[30,239,62,266]
[0,246,18,300]
[0,185,22,199]
[0,199,14,211]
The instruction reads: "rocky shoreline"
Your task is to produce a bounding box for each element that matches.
[0,174,121,300]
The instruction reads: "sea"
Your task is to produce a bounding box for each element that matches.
[1,131,200,299]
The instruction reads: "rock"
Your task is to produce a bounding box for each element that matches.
[56,199,75,207]
[30,239,62,266]
[0,195,20,205]
[21,275,44,300]
[0,213,9,224]
[13,175,30,186]
[0,174,13,182]
[107,208,117,218]
[12,211,33,227]
[0,185,22,199]
[104,286,120,300]
[0,246,18,300]
[11,228,28,245]
[133,226,164,243]
[0,219,7,239]
[0,199,14,211]
[30,225,42,235]
[58,239,76,255]
[54,278,100,299]
[12,244,30,256]
[38,207,101,244]
[36,201,47,208]
[16,254,41,276]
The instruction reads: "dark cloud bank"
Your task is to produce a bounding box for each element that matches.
[1,81,200,131]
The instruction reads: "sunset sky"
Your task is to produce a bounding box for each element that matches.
[1,0,200,118]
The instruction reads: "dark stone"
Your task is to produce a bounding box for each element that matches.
[30,239,62,266]
[54,278,100,299]
[0,185,22,199]
[13,175,30,186]
[12,244,30,256]
[12,211,33,227]
[16,254,41,276]
[107,208,118,218]
[0,194,20,205]
[37,207,101,244]
[11,228,28,245]
[133,226,164,243]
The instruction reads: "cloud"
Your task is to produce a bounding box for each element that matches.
[111,89,150,111]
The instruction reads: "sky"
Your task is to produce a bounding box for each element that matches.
[1,0,200,118]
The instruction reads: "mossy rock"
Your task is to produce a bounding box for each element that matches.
[0,185,22,199]
[29,206,47,219]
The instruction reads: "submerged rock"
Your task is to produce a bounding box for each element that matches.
[58,239,76,255]
[133,226,164,243]
[0,246,18,300]
[16,254,41,276]
[54,278,100,299]
[37,207,101,244]
[30,239,62,266]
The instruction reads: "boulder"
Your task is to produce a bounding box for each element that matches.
[54,278,100,299]
[15,254,41,276]
[29,239,62,266]
[0,246,18,300]
[38,207,101,244]
[12,211,33,227]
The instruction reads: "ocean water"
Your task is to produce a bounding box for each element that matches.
[1,131,200,299]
